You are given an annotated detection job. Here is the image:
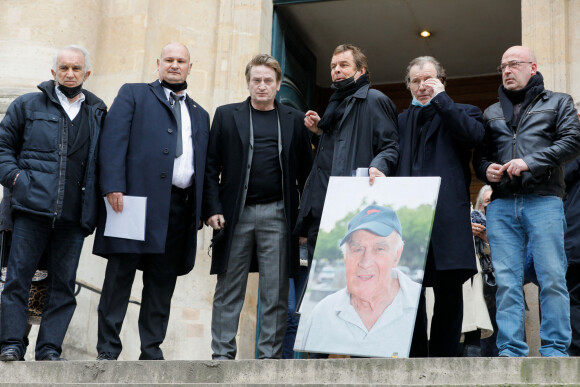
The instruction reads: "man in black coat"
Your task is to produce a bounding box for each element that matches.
[204,54,312,359]
[0,45,106,361]
[396,56,485,357]
[296,43,399,271]
[564,153,580,356]
[93,43,209,360]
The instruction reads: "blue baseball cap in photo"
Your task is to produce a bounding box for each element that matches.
[340,204,402,246]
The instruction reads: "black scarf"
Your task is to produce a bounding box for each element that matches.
[161,80,188,93]
[318,73,370,132]
[498,72,544,130]
[398,103,437,176]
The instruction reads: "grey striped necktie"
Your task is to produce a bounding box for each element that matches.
[170,92,184,157]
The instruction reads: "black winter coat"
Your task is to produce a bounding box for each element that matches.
[397,92,484,278]
[296,84,399,234]
[565,158,580,266]
[0,80,106,234]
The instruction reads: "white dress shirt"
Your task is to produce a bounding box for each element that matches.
[55,85,85,120]
[162,85,195,188]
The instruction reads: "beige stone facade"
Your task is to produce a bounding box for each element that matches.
[0,0,578,360]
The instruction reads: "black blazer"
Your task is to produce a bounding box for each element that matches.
[203,98,313,276]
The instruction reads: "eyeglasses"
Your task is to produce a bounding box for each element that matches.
[497,61,533,73]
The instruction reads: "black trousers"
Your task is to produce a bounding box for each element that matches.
[97,187,193,360]
[567,263,580,356]
[410,269,465,357]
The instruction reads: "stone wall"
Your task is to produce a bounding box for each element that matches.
[0,0,273,360]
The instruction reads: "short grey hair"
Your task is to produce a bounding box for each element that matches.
[53,45,91,73]
[404,56,446,88]
[475,185,492,211]
[342,231,404,256]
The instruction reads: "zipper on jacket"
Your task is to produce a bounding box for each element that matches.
[511,93,544,159]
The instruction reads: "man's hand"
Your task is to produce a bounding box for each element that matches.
[486,163,504,183]
[369,167,385,186]
[304,110,322,135]
[208,214,226,230]
[106,192,124,213]
[498,158,529,180]
[423,78,445,98]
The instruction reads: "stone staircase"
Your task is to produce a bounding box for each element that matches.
[1,357,579,386]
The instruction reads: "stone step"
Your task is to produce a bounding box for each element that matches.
[1,358,579,386]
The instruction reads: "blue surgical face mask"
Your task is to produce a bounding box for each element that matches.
[412,96,431,107]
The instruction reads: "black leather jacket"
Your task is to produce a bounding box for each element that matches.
[475,90,580,198]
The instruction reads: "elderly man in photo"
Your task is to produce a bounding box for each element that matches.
[0,45,106,361]
[475,46,580,357]
[296,205,420,358]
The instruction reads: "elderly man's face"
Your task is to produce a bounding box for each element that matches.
[157,43,191,84]
[500,46,537,91]
[408,62,438,105]
[51,49,90,88]
[344,230,402,303]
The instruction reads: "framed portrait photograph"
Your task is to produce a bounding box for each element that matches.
[294,176,440,358]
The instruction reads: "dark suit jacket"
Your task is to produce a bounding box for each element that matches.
[396,92,484,281]
[93,81,210,275]
[203,98,313,276]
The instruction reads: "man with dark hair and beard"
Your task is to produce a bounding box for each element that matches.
[396,56,485,357]
[0,45,106,361]
[290,44,399,356]
[474,46,580,357]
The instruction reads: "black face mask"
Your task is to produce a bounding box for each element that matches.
[57,83,83,99]
[161,80,188,93]
[331,72,357,90]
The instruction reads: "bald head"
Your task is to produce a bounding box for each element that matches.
[500,45,537,91]
[160,42,190,62]
[157,42,192,85]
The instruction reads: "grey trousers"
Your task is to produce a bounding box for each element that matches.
[211,200,289,359]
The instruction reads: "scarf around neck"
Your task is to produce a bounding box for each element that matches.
[318,73,370,132]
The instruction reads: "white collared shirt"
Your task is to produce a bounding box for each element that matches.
[162,84,195,189]
[55,85,85,120]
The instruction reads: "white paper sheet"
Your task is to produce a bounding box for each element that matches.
[103,196,147,241]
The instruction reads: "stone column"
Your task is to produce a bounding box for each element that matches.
[0,0,102,116]
[522,0,580,105]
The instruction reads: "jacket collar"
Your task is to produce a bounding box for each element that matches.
[38,80,106,111]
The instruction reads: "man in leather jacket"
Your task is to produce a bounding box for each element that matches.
[474,45,580,357]
[0,45,106,361]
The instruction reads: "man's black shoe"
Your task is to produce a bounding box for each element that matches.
[0,348,21,361]
[96,352,118,361]
[38,353,67,361]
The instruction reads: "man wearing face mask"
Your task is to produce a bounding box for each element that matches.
[296,43,399,274]
[396,56,485,357]
[0,45,106,361]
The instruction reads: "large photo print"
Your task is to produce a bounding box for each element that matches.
[294,176,440,358]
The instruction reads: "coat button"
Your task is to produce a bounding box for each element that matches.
[163,148,169,154]
[168,128,173,134]
[160,172,167,178]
